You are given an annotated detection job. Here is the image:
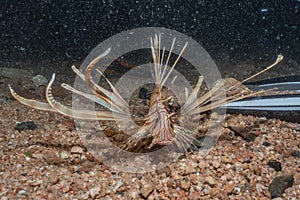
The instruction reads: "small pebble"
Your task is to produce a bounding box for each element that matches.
[113,179,124,192]
[60,151,69,159]
[71,146,84,154]
[44,151,64,164]
[232,187,241,194]
[141,183,154,198]
[15,121,37,132]
[18,190,26,195]
[291,150,300,158]
[205,176,217,187]
[203,188,210,195]
[268,160,282,171]
[234,162,242,172]
[210,187,219,197]
[24,151,33,158]
[260,126,267,133]
[156,166,171,176]
[262,141,271,146]
[245,133,256,142]
[31,74,48,87]
[180,178,190,190]
[49,174,59,184]
[89,186,100,198]
[212,160,220,168]
[80,192,89,200]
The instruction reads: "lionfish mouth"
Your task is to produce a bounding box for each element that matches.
[8,33,283,152]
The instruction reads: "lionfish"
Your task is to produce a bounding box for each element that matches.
[8,34,283,151]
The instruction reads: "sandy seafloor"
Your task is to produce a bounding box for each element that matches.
[0,54,300,200]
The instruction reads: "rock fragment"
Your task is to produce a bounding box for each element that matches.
[268,160,282,171]
[15,121,37,132]
[268,175,294,198]
[70,146,84,154]
[31,75,48,87]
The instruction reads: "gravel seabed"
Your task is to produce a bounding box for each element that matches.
[0,72,299,200]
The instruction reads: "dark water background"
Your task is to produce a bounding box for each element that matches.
[0,0,299,72]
